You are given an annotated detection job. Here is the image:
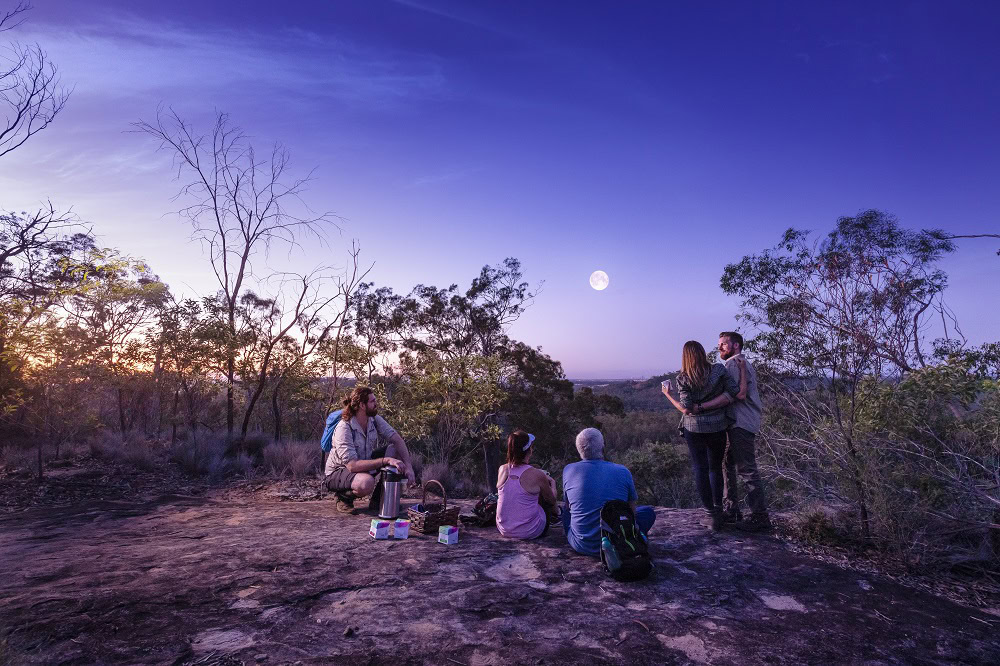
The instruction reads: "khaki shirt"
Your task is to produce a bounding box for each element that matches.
[723,354,763,434]
[324,414,398,475]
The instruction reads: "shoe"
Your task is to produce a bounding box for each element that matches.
[735,513,772,533]
[708,511,725,532]
[722,509,743,525]
[335,493,356,514]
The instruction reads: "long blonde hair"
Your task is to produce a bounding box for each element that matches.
[681,341,711,390]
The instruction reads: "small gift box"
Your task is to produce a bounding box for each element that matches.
[369,519,390,539]
[393,519,410,540]
[438,524,458,545]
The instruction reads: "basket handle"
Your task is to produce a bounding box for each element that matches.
[421,479,447,510]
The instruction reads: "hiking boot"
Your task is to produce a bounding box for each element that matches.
[735,513,773,533]
[335,493,356,514]
[707,510,725,532]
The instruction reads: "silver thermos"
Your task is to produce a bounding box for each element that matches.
[378,466,405,519]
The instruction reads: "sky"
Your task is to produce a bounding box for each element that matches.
[1,0,998,378]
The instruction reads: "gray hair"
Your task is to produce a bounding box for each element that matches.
[575,428,605,460]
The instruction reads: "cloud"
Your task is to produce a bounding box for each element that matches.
[14,14,450,110]
[390,0,508,37]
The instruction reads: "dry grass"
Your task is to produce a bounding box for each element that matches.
[0,445,35,473]
[89,432,162,471]
[260,440,321,479]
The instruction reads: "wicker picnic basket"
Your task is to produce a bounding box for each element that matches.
[407,480,460,534]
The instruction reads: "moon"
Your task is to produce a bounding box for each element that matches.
[589,270,609,291]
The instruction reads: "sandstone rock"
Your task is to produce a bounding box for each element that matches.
[1,497,998,664]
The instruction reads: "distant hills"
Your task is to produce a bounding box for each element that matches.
[572,373,678,412]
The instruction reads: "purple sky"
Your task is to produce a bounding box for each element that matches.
[2,1,997,377]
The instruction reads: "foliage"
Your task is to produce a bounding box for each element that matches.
[725,211,998,569]
[723,210,958,540]
[617,440,698,508]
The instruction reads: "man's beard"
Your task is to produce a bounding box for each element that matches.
[366,406,378,417]
[719,350,733,360]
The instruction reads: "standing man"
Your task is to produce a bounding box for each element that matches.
[718,332,772,532]
[324,386,416,514]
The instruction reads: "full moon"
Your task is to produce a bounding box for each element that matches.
[589,270,609,291]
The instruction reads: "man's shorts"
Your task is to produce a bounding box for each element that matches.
[324,446,388,494]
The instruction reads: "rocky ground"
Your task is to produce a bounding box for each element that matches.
[2,463,1000,665]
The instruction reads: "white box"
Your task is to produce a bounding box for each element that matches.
[369,519,390,539]
[393,519,410,540]
[438,525,458,545]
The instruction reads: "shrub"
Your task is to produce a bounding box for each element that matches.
[260,440,320,479]
[0,445,34,473]
[171,435,229,478]
[795,507,846,546]
[421,461,452,490]
[617,440,698,508]
[88,432,161,471]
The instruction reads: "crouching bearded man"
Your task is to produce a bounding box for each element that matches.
[324,386,417,514]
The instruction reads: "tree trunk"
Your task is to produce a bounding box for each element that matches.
[227,359,235,435]
[483,441,500,491]
[272,383,282,442]
[153,341,164,436]
[241,356,274,438]
[117,386,127,434]
[36,441,43,482]
[171,388,180,444]
[183,380,198,444]
[844,438,871,541]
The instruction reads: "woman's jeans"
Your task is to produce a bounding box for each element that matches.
[683,429,728,514]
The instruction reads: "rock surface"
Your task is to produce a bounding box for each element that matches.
[1,491,999,665]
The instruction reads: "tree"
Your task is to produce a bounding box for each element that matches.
[0,2,70,158]
[0,207,91,411]
[399,257,539,359]
[347,281,404,384]
[62,248,168,433]
[154,296,216,443]
[721,210,956,539]
[135,109,340,434]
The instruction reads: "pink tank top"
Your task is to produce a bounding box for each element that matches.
[496,464,547,539]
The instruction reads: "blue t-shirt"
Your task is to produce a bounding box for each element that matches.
[562,459,638,556]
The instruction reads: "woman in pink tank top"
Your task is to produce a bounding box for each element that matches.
[496,430,558,539]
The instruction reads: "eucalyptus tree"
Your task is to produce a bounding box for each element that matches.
[62,248,168,433]
[0,208,91,412]
[721,209,956,539]
[135,109,340,434]
[235,248,369,439]
[154,297,216,442]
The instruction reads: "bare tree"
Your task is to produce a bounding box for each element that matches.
[237,247,369,438]
[134,109,341,434]
[0,2,70,158]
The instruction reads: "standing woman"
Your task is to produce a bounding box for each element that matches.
[662,341,739,530]
[496,430,559,539]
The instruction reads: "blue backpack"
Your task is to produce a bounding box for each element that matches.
[320,409,344,453]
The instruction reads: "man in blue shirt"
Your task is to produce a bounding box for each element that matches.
[561,428,656,556]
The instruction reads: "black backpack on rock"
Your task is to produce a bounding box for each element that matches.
[599,499,653,582]
[473,492,498,524]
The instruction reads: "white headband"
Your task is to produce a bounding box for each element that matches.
[522,433,535,451]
